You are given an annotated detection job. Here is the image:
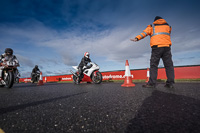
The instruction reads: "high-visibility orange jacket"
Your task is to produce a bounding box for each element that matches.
[135,19,172,47]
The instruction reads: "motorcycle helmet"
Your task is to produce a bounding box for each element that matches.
[5,48,13,56]
[35,65,38,69]
[84,52,90,58]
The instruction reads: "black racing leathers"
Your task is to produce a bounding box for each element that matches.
[32,67,40,74]
[78,57,91,68]
[31,68,40,81]
[78,57,91,79]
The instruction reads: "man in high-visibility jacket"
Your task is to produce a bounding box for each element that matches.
[130,16,175,88]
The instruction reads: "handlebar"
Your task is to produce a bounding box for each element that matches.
[0,63,19,68]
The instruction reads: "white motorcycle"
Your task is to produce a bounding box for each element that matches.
[0,57,19,88]
[71,62,102,84]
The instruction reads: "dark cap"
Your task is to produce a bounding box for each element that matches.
[154,16,163,21]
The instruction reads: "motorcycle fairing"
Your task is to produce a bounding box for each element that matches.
[81,74,92,82]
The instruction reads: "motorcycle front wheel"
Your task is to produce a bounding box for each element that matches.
[4,71,14,88]
[92,71,102,84]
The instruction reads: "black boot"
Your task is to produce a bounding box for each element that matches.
[142,83,156,88]
[164,84,175,89]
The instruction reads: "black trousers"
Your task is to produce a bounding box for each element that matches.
[78,67,83,76]
[31,73,37,82]
[149,47,175,85]
[78,67,84,80]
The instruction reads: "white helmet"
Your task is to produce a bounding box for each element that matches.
[84,52,90,58]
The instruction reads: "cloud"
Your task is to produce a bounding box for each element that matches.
[45,70,68,76]
[37,24,160,66]
[38,58,60,65]
[45,71,54,75]
[16,54,34,67]
[0,0,200,72]
[20,71,32,78]
[1,17,200,68]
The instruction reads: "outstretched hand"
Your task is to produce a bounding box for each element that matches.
[130,38,138,42]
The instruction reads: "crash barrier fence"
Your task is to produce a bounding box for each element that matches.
[19,65,200,83]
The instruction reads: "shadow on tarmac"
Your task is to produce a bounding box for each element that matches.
[13,83,63,88]
[13,84,37,88]
[125,90,200,133]
[0,91,88,115]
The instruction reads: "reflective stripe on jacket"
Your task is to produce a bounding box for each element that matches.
[135,19,172,47]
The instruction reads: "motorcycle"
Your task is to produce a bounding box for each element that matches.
[71,62,102,84]
[0,58,19,88]
[31,71,40,83]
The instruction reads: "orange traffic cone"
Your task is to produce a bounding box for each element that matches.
[37,72,44,86]
[145,68,150,83]
[121,60,135,87]
[44,77,47,83]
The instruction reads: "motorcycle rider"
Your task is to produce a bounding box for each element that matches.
[0,48,19,81]
[78,52,91,81]
[31,65,41,82]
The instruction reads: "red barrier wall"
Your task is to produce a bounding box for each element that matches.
[20,65,200,83]
[44,75,73,82]
[173,66,200,79]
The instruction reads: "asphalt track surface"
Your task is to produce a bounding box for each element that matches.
[0,82,200,133]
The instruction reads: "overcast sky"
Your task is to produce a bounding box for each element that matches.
[0,0,200,77]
